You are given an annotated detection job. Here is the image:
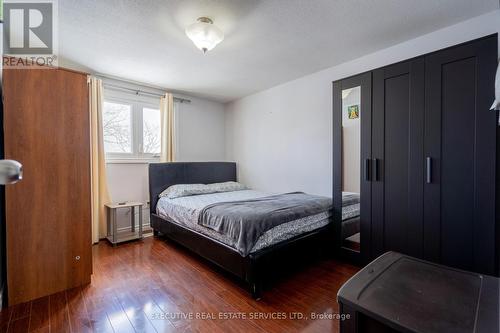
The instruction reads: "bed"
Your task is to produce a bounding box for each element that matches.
[342,192,360,241]
[149,162,334,299]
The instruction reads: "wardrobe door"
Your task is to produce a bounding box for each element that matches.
[333,72,372,264]
[3,68,92,305]
[424,36,497,275]
[371,59,425,259]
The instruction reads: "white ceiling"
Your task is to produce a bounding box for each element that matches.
[59,0,499,102]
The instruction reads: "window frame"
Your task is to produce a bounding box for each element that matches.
[103,90,162,162]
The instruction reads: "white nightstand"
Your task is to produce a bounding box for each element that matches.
[105,202,143,245]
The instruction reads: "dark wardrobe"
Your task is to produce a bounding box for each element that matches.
[333,34,499,276]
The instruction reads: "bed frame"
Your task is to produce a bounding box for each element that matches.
[149,162,333,299]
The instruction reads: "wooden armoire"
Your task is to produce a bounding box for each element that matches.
[2,66,92,305]
[334,34,499,276]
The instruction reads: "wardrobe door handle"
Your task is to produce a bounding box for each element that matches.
[364,158,370,181]
[426,157,432,184]
[373,158,378,181]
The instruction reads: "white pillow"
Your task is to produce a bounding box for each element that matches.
[158,181,248,199]
[158,183,211,199]
[207,181,247,193]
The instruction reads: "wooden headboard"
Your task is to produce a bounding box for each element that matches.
[148,162,237,214]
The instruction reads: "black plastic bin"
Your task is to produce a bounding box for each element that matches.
[337,252,499,333]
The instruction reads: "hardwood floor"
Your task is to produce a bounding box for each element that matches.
[0,236,358,333]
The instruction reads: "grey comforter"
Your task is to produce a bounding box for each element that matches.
[198,192,332,256]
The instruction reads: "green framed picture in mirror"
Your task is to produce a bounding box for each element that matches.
[347,105,359,119]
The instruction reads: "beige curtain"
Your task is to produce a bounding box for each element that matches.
[160,93,175,162]
[89,77,111,243]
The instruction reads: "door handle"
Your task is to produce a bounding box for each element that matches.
[0,160,22,185]
[426,157,432,184]
[373,158,379,181]
[364,158,370,181]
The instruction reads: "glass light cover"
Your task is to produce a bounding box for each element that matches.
[185,19,224,53]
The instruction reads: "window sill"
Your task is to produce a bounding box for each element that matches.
[106,159,160,164]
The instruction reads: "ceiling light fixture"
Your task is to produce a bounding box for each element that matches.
[185,17,224,54]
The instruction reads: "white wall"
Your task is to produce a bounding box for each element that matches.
[225,10,500,197]
[106,94,226,227]
[175,95,226,162]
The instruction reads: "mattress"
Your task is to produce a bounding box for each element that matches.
[342,192,360,221]
[156,190,331,253]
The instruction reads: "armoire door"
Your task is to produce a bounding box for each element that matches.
[3,67,92,305]
[424,35,498,275]
[371,59,425,259]
[333,72,372,263]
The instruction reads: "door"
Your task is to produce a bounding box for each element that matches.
[371,59,425,259]
[3,67,92,305]
[0,85,23,306]
[424,35,498,275]
[333,72,372,263]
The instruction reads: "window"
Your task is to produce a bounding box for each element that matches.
[103,102,132,153]
[142,107,161,154]
[103,95,161,161]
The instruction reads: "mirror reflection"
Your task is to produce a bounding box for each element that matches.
[341,86,361,252]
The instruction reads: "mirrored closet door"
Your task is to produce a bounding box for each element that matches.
[333,72,372,263]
